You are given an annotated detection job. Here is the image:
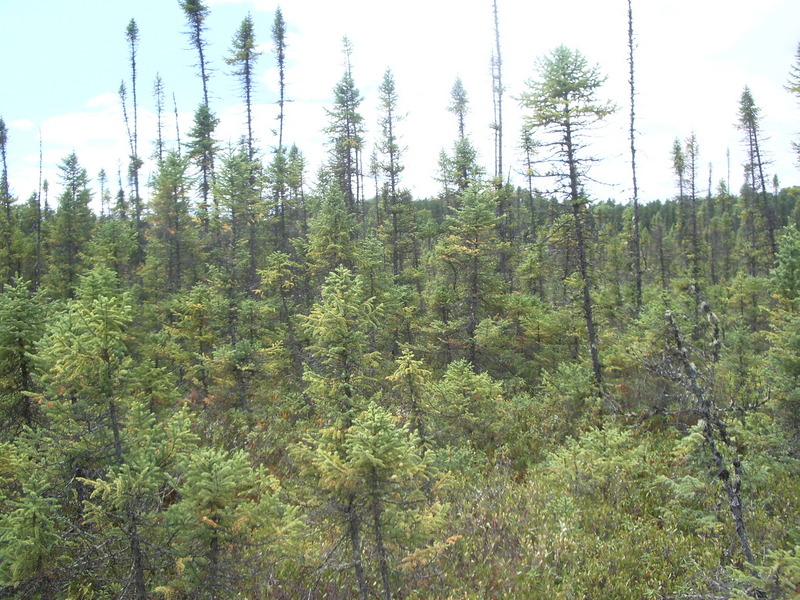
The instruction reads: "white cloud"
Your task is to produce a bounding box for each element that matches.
[10,118,36,131]
[86,93,120,109]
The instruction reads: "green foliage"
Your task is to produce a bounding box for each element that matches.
[81,402,198,508]
[385,346,432,439]
[85,217,138,280]
[731,546,800,599]
[325,39,365,215]
[225,14,260,154]
[305,183,357,279]
[186,104,219,226]
[436,427,710,599]
[300,265,383,422]
[0,476,61,591]
[144,150,199,294]
[0,279,44,438]
[43,153,95,298]
[213,145,263,276]
[520,45,616,138]
[769,308,800,449]
[291,402,448,598]
[163,446,299,598]
[426,185,503,365]
[428,360,504,452]
[772,225,800,308]
[39,266,132,402]
[299,402,435,496]
[161,281,221,398]
[501,361,600,468]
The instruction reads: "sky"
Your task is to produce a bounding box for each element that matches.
[1,0,799,210]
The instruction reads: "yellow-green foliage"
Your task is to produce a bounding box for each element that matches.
[424,419,800,599]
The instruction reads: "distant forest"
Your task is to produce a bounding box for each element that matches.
[2,1,800,598]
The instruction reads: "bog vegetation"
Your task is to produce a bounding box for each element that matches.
[1,1,800,598]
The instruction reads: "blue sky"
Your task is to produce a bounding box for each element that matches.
[2,0,799,207]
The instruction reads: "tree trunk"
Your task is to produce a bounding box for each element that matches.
[109,399,149,600]
[347,494,369,600]
[627,0,643,313]
[208,527,220,600]
[572,199,602,390]
[665,311,757,567]
[565,116,602,390]
[371,472,392,600]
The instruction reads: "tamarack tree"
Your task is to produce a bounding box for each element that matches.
[519,45,616,391]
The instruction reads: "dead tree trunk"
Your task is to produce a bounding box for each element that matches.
[664,310,757,567]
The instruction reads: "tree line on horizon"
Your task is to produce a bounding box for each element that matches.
[1,1,800,598]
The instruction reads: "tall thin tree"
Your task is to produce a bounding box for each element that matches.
[490,0,512,286]
[98,168,109,217]
[377,68,413,276]
[519,127,539,241]
[787,42,800,164]
[627,0,643,313]
[173,92,182,154]
[325,38,365,218]
[226,14,261,159]
[272,7,287,151]
[685,133,702,297]
[153,74,166,164]
[268,8,289,257]
[35,130,43,288]
[447,78,478,192]
[125,19,144,261]
[448,77,469,141]
[179,0,211,108]
[179,0,218,237]
[0,117,8,218]
[520,46,616,391]
[490,0,504,182]
[186,104,219,236]
[671,138,687,246]
[0,117,12,283]
[738,86,777,258]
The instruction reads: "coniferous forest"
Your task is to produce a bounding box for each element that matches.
[2,1,800,598]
